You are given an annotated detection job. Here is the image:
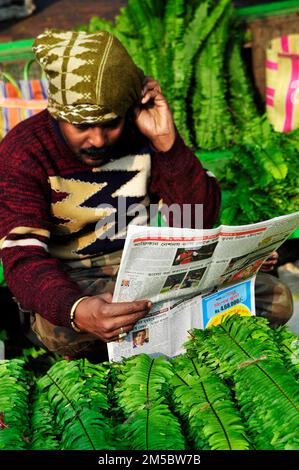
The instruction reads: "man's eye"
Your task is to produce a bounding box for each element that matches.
[75,124,89,131]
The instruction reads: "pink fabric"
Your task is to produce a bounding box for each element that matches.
[281,36,290,53]
[283,56,299,132]
[265,87,275,97]
[265,60,278,70]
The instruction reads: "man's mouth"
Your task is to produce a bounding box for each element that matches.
[77,146,113,165]
[79,146,111,158]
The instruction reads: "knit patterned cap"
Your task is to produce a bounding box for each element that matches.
[32,29,144,124]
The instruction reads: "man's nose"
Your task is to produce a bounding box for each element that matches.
[88,127,106,147]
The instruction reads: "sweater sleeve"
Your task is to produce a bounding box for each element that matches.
[149,132,221,229]
[0,141,83,328]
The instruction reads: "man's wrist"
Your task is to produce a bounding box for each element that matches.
[150,134,176,152]
[70,296,90,333]
[150,130,176,152]
[150,126,180,153]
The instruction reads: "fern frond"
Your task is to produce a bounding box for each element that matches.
[117,0,164,77]
[41,359,115,450]
[242,118,288,181]
[273,327,299,381]
[77,16,116,34]
[115,354,173,414]
[61,409,114,450]
[171,355,251,450]
[192,10,234,150]
[176,0,231,95]
[187,317,299,450]
[114,354,186,450]
[119,404,185,450]
[223,31,299,225]
[228,33,259,127]
[228,38,288,180]
[219,142,299,225]
[162,0,186,99]
[235,358,299,450]
[0,359,31,449]
[173,0,231,142]
[31,379,60,450]
[143,0,165,18]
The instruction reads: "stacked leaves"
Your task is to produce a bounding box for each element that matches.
[0,359,31,449]
[79,0,299,225]
[113,354,186,450]
[31,359,115,450]
[185,316,299,450]
[170,355,251,449]
[0,317,298,450]
[273,327,299,381]
[218,37,299,225]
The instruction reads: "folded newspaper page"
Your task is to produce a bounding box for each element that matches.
[108,211,299,362]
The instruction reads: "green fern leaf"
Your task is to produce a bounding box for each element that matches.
[115,354,173,414]
[114,354,185,450]
[120,403,185,450]
[61,409,114,450]
[171,355,251,450]
[273,327,299,381]
[31,380,60,450]
[186,317,299,450]
[40,359,115,450]
[0,359,31,450]
[192,10,234,150]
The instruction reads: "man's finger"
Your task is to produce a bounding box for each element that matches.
[141,90,163,104]
[142,81,161,96]
[104,299,151,317]
[106,322,136,341]
[98,292,113,303]
[102,311,147,339]
[266,251,278,261]
[108,312,149,333]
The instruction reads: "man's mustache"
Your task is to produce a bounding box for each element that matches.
[79,146,111,158]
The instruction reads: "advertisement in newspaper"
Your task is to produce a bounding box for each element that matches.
[201,278,255,328]
[108,211,299,362]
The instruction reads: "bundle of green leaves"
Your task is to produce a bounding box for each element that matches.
[0,316,298,450]
[79,0,299,225]
[79,0,233,146]
[0,359,31,449]
[112,354,186,450]
[185,316,299,450]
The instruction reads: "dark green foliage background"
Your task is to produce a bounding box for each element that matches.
[78,0,299,226]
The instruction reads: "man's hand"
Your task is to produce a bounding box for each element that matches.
[73,293,151,342]
[260,251,279,273]
[134,77,176,152]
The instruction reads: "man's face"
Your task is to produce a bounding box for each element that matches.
[135,330,146,346]
[59,117,126,167]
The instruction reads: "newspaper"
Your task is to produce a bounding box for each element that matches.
[108,211,299,362]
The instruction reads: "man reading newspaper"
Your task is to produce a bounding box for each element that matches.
[108,215,298,362]
[0,30,293,361]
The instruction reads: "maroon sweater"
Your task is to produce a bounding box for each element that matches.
[0,110,220,327]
